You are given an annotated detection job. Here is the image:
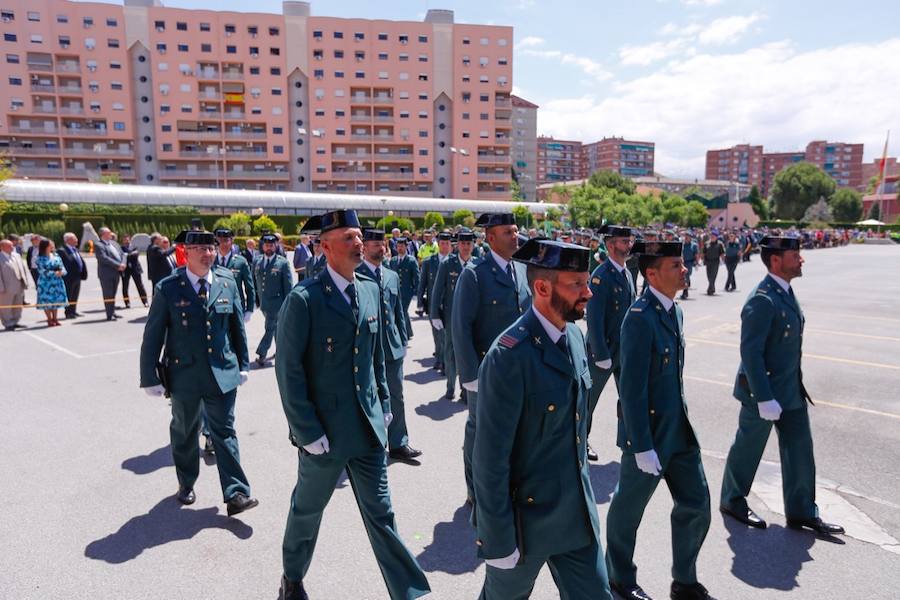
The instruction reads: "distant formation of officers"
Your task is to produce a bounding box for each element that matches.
[138,209,843,600]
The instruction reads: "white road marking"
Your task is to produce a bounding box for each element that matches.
[81,348,139,359]
[23,332,83,359]
[702,449,900,556]
[686,337,900,371]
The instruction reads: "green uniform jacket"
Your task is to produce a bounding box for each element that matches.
[140,266,249,394]
[220,253,255,313]
[733,275,809,411]
[387,254,420,304]
[356,263,408,362]
[586,259,635,367]
[306,254,327,279]
[275,269,391,458]
[428,253,469,324]
[416,253,444,315]
[474,308,598,559]
[617,291,698,458]
[451,253,532,385]
[254,254,293,313]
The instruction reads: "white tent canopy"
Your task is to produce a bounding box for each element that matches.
[856,218,886,226]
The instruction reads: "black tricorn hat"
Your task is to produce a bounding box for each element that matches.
[300,209,361,234]
[395,236,409,245]
[631,240,683,257]
[457,229,475,242]
[475,213,516,228]
[437,231,453,241]
[260,233,279,244]
[597,224,633,238]
[179,230,217,246]
[362,227,385,242]
[512,238,589,272]
[214,227,234,238]
[760,236,801,251]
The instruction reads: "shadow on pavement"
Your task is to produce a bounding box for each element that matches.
[121,445,174,475]
[412,356,437,369]
[404,369,443,385]
[590,461,620,505]
[724,517,814,590]
[129,316,148,324]
[415,396,467,421]
[84,496,253,564]
[416,504,481,575]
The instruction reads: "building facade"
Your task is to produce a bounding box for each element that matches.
[509,94,537,202]
[704,144,765,188]
[583,137,654,178]
[0,0,514,199]
[536,136,585,186]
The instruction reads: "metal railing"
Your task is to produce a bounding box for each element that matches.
[374,172,414,180]
[226,170,290,179]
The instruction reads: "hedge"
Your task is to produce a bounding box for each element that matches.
[758,219,900,232]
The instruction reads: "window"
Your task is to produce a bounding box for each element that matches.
[31,34,44,44]
[498,38,508,47]
[273,145,284,154]
[179,83,190,92]
[313,30,323,39]
[418,111,428,118]
[247,25,258,36]
[9,98,23,109]
[8,77,22,85]
[27,11,40,22]
[161,124,172,132]
[335,110,344,117]
[479,75,489,83]
[270,47,280,56]
[480,113,489,120]
[111,81,124,90]
[179,105,190,113]
[462,37,470,45]
[418,130,428,138]
[249,87,261,98]
[201,43,212,53]
[249,46,259,56]
[112,102,124,110]
[154,20,165,31]
[225,24,236,34]
[378,52,388,60]
[399,91,409,99]
[249,66,260,75]
[399,35,408,44]
[399,53,409,62]
[461,75,470,83]
[355,50,365,61]
[462,92,471,103]
[177,44,188,52]
[56,14,68,23]
[399,111,410,118]
[378,32,388,41]
[5,53,19,64]
[498,57,508,66]
[270,67,281,75]
[110,61,122,69]
[269,27,279,36]
[333,31,343,39]
[334,89,344,97]
[271,87,282,95]
[273,126,283,134]
[462,131,470,138]
[462,112,470,120]
[83,16,93,28]
[354,32,364,41]
[418,35,428,43]
[158,62,168,71]
[59,35,71,47]
[418,93,428,100]
[161,143,172,151]
[334,50,344,59]
[88,81,99,92]
[479,94,489,101]
[114,122,126,131]
[315,109,325,117]
[480,37,489,45]
[419,148,429,156]
[418,55,428,63]
[3,34,16,42]
[313,49,323,60]
[355,71,364,79]
[314,69,324,79]
[419,167,428,174]
[378,71,388,79]
[159,104,170,113]
[1,10,14,21]
[226,45,237,54]
[156,43,167,53]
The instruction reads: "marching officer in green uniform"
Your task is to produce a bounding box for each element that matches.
[254,233,293,366]
[214,228,255,321]
[452,213,532,505]
[274,210,430,600]
[606,240,712,600]
[429,229,476,401]
[387,237,420,340]
[306,238,327,279]
[681,232,698,300]
[473,238,612,600]
[418,232,453,372]
[720,236,844,536]
[585,224,635,462]
[140,230,259,517]
[357,228,423,464]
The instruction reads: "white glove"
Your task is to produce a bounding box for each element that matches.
[635,449,662,476]
[243,311,253,324]
[239,371,249,385]
[462,380,478,393]
[485,548,520,570]
[143,384,166,397]
[303,434,330,455]
[758,399,782,421]
[384,412,393,428]
[431,319,444,331]
[595,359,612,370]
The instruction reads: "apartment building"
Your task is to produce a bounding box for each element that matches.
[0,0,514,199]
[509,94,537,201]
[583,137,654,178]
[704,144,765,189]
[536,136,585,186]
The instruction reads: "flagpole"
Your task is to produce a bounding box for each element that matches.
[876,130,890,219]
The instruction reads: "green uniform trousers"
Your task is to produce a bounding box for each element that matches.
[606,450,710,587]
[720,404,817,520]
[400,294,414,339]
[463,390,477,504]
[443,325,458,397]
[587,363,620,436]
[169,373,250,502]
[256,307,278,358]
[479,537,612,600]
[431,325,444,365]
[282,447,430,599]
[386,357,409,449]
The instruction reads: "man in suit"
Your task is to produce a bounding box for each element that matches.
[0,239,29,330]
[585,225,635,462]
[274,210,430,600]
[139,230,258,517]
[120,234,149,309]
[242,238,259,266]
[417,233,452,371]
[306,238,327,279]
[387,237,419,340]
[214,228,255,322]
[25,234,42,286]
[429,229,475,401]
[720,236,844,536]
[357,228,422,464]
[253,233,293,366]
[473,238,612,600]
[606,240,712,600]
[452,213,532,506]
[147,234,177,293]
[293,233,312,281]
[58,232,88,319]
[95,227,126,321]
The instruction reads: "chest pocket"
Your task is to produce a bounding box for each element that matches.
[214,302,234,314]
[652,337,677,375]
[776,308,802,342]
[367,318,379,334]
[529,388,571,440]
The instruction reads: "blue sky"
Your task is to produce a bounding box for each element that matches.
[103,0,900,176]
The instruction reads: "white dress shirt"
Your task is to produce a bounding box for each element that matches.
[184,267,215,295]
[326,264,354,305]
[768,273,791,292]
[532,305,565,344]
[648,285,674,312]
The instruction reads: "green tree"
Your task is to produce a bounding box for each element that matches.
[802,197,832,225]
[684,201,710,227]
[251,214,279,235]
[868,202,881,221]
[510,179,524,203]
[511,204,531,228]
[212,211,253,236]
[866,174,881,194]
[770,163,836,220]
[99,173,123,185]
[829,189,863,223]
[452,209,474,225]
[567,196,602,228]
[588,169,636,194]
[376,216,415,232]
[746,185,769,220]
[423,211,445,229]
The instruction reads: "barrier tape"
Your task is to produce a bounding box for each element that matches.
[0,295,148,310]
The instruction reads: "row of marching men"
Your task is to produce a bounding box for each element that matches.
[139,210,843,600]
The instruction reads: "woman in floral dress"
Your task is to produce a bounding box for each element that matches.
[35,238,68,327]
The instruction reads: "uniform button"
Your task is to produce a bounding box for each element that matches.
[492,300,497,305]
[174,358,180,364]
[207,335,212,340]
[355,384,360,391]
[208,348,212,353]
[575,412,580,421]
[626,440,632,446]
[547,404,556,412]
[527,497,534,504]
[649,409,655,415]
[576,436,581,444]
[354,348,359,354]
[327,337,332,343]
[354,366,359,373]
[475,539,483,547]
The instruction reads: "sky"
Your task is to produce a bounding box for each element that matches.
[101,0,900,177]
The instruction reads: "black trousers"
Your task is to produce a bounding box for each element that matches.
[724,257,739,291]
[122,268,148,306]
[705,261,719,295]
[63,277,82,317]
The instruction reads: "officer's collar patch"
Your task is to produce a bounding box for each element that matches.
[498,333,520,349]
[591,276,601,285]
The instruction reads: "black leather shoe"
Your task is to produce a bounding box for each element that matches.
[670,581,709,600]
[256,355,268,367]
[203,435,215,456]
[226,492,259,516]
[587,444,599,462]
[787,517,845,535]
[611,581,653,600]
[176,486,196,505]
[279,575,310,600]
[720,504,767,529]
[433,361,444,372]
[389,445,423,463]
[443,391,456,401]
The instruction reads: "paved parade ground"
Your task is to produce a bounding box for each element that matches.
[2,243,900,599]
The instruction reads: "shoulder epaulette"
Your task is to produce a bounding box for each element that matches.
[498,324,529,349]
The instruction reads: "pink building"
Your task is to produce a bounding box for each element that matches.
[1,1,514,199]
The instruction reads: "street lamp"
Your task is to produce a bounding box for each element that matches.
[251,207,264,217]
[58,203,69,213]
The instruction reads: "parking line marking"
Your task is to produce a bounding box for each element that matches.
[23,332,83,359]
[686,337,900,371]
[804,328,900,343]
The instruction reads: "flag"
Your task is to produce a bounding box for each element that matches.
[876,131,890,196]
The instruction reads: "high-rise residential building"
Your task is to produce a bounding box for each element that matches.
[583,137,655,178]
[760,151,805,197]
[536,136,585,186]
[862,157,899,191]
[705,144,765,188]
[0,0,514,199]
[509,94,537,201]
[802,140,863,190]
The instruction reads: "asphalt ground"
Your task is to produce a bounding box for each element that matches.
[2,243,899,599]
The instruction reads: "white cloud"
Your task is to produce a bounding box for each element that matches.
[520,46,612,82]
[619,39,691,66]
[630,13,763,66]
[697,13,765,45]
[682,0,724,6]
[515,36,545,50]
[537,39,900,176]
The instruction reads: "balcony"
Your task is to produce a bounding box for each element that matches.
[4,147,61,156]
[376,189,432,197]
[477,154,511,164]
[477,190,511,199]
[31,106,57,114]
[477,172,510,181]
[350,96,372,104]
[62,128,109,137]
[227,170,290,180]
[13,167,66,178]
[225,150,268,159]
[223,131,267,140]
[65,147,133,157]
[65,168,135,179]
[374,171,414,180]
[350,115,371,123]
[197,111,223,119]
[494,136,511,145]
[333,153,373,161]
[495,98,511,108]
[8,125,59,135]
[30,84,56,93]
[177,130,225,140]
[329,171,372,180]
[57,85,83,95]
[372,153,415,161]
[56,63,81,74]
[59,106,85,115]
[372,96,394,105]
[27,63,54,73]
[221,71,244,81]
[159,170,222,179]
[350,134,373,142]
[196,68,220,80]
[373,116,394,124]
[222,112,246,120]
[199,92,224,101]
